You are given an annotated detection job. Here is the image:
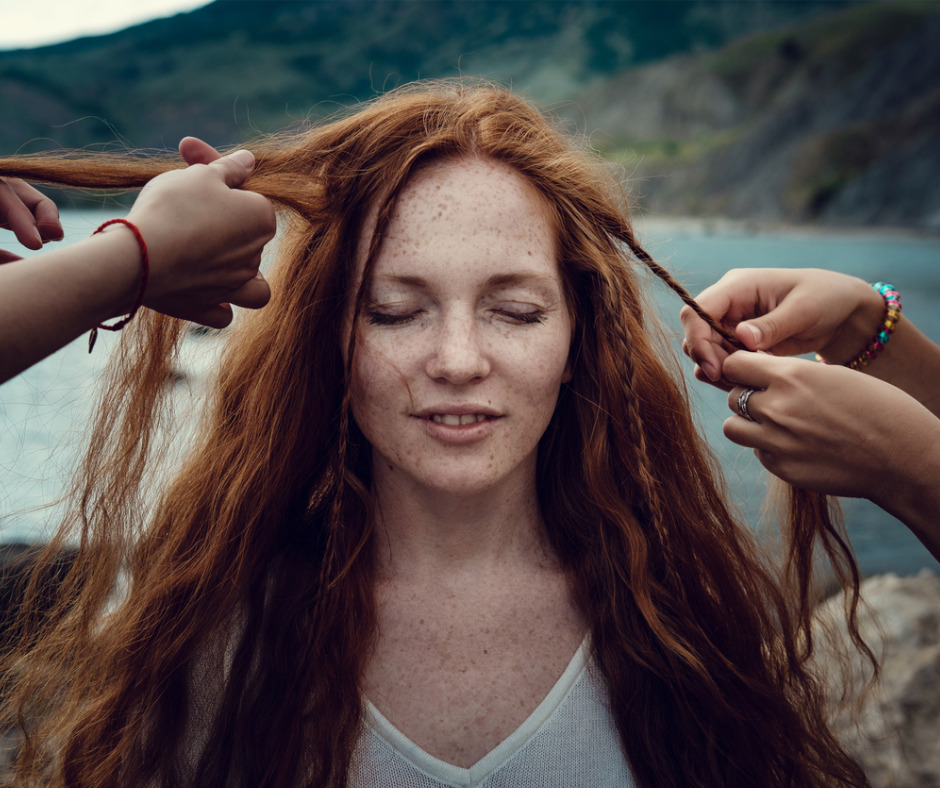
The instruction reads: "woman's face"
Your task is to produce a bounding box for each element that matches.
[349,156,572,500]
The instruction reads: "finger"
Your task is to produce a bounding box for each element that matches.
[174,303,236,329]
[226,271,271,310]
[208,149,256,189]
[7,179,63,242]
[733,297,816,352]
[34,199,64,242]
[679,302,730,382]
[721,350,776,390]
[179,136,223,166]
[694,347,723,383]
[722,414,764,450]
[0,249,24,264]
[692,364,734,391]
[0,179,43,249]
[727,385,763,423]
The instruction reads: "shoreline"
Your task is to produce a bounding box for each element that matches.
[633,213,940,243]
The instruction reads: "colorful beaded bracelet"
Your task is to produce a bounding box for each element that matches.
[816,281,902,370]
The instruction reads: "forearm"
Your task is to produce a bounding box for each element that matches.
[872,426,940,562]
[0,230,141,383]
[862,319,940,419]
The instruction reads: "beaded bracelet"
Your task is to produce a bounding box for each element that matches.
[88,218,150,353]
[816,281,902,370]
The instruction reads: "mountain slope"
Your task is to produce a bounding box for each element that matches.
[0,0,856,151]
[573,1,940,228]
[1,0,935,228]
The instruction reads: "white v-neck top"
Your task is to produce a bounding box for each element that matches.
[349,639,634,788]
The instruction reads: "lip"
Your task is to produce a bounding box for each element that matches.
[413,405,502,444]
[414,404,502,420]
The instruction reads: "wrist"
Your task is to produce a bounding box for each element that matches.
[87,221,150,319]
[818,281,894,365]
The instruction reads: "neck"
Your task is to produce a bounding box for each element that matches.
[371,469,553,581]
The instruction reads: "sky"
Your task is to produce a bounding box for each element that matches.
[0,0,211,50]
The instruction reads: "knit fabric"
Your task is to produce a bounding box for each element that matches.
[349,639,634,788]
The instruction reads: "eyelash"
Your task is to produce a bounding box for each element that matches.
[366,309,546,326]
[367,311,420,326]
[499,309,545,324]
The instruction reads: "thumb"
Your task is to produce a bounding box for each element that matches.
[736,302,805,351]
[210,149,256,188]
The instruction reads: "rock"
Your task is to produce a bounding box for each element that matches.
[570,4,940,231]
[814,571,940,787]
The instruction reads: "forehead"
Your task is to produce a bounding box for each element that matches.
[359,157,559,284]
[390,157,551,236]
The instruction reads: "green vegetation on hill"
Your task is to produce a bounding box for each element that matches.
[569,1,940,228]
[0,0,857,151]
[0,0,937,228]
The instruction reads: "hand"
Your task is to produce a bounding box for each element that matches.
[679,268,882,388]
[721,351,940,508]
[119,137,276,328]
[0,177,64,263]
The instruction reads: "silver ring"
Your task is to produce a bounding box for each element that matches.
[736,388,758,422]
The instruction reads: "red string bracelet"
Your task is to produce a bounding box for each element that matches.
[87,218,150,353]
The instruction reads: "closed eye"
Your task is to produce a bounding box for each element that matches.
[496,309,546,324]
[367,310,423,326]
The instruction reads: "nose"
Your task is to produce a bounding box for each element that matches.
[425,313,491,384]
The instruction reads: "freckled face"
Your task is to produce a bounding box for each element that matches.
[349,157,572,500]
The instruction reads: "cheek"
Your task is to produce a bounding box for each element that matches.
[511,331,572,415]
[349,341,411,423]
[529,324,574,390]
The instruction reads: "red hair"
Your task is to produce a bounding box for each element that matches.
[1,80,870,787]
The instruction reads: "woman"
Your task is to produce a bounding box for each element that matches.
[1,81,870,787]
[680,267,940,560]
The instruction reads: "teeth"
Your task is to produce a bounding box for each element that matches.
[430,414,489,426]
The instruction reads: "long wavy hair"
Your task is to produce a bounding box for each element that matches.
[0,80,870,787]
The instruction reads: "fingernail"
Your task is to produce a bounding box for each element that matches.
[702,362,719,381]
[228,149,255,169]
[744,324,762,347]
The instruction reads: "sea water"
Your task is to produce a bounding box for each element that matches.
[1,210,938,577]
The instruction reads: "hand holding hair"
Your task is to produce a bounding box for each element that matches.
[721,350,940,559]
[679,268,883,386]
[0,138,277,383]
[122,138,276,327]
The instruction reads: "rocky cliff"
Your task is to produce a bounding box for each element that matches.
[571,2,940,230]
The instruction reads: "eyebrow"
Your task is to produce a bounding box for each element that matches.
[371,271,562,292]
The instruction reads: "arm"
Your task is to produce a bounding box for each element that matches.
[0,139,276,384]
[720,351,940,561]
[679,267,940,418]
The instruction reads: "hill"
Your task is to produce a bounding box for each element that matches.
[0,0,936,229]
[573,1,940,229]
